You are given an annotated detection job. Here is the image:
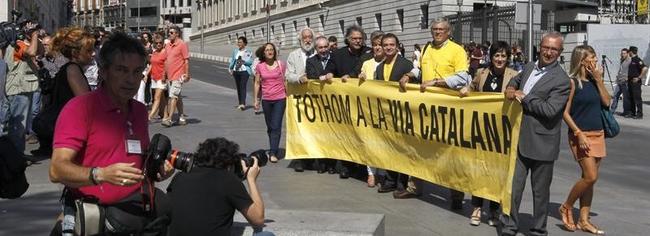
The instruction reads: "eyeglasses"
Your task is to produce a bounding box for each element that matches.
[155,42,164,45]
[169,31,177,35]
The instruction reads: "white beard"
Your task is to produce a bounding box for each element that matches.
[301,43,314,52]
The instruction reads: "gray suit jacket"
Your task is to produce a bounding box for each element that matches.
[508,61,570,161]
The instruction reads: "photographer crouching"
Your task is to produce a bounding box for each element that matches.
[167,138,271,236]
[49,32,174,236]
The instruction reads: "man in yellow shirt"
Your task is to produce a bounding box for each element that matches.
[415,18,471,97]
[415,17,471,208]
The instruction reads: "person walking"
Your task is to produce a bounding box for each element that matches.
[467,41,518,227]
[500,32,571,236]
[557,45,609,235]
[253,43,286,163]
[148,33,168,121]
[162,26,190,127]
[228,36,254,110]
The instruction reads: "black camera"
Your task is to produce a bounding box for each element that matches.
[144,133,194,179]
[240,149,269,167]
[232,150,268,180]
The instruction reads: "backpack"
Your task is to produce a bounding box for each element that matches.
[0,136,29,199]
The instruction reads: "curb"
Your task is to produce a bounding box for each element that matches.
[190,52,230,63]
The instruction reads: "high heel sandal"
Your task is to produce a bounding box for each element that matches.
[577,220,605,235]
[558,204,576,231]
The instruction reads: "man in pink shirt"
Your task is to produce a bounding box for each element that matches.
[162,25,190,127]
[49,33,174,234]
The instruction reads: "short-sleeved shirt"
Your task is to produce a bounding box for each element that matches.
[167,167,253,236]
[628,55,646,79]
[165,40,189,81]
[361,58,381,81]
[150,49,167,81]
[420,40,469,82]
[53,88,149,204]
[256,61,287,101]
[383,56,397,82]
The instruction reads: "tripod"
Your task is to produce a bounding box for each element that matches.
[601,55,615,91]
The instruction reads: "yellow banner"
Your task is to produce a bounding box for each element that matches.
[285,79,522,214]
[639,0,648,16]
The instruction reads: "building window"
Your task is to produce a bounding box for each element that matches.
[252,29,256,39]
[375,13,382,31]
[179,0,183,7]
[293,20,298,46]
[339,20,344,35]
[305,17,310,28]
[396,9,404,32]
[319,15,325,28]
[262,27,265,38]
[420,4,429,29]
[187,0,191,6]
[356,16,362,27]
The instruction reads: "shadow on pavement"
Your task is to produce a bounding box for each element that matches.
[0,190,61,235]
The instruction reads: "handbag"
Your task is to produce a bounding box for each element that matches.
[601,107,620,138]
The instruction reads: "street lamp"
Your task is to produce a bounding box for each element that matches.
[196,0,204,54]
[456,0,463,42]
[265,0,270,43]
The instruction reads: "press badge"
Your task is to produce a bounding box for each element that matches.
[126,139,142,154]
[125,121,142,154]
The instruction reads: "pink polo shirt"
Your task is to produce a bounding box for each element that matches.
[255,61,287,101]
[54,88,150,204]
[165,39,189,81]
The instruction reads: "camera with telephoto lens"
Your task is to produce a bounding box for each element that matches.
[233,149,268,180]
[144,133,194,179]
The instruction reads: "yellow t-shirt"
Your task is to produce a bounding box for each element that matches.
[420,40,469,82]
[382,56,397,81]
[361,58,380,81]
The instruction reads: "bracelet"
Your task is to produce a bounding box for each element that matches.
[89,167,99,185]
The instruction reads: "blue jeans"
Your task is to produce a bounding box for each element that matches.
[4,93,32,155]
[262,99,285,156]
[26,90,40,134]
[610,82,630,114]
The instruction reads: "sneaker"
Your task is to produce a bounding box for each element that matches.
[161,119,173,127]
[470,207,481,226]
[178,116,187,125]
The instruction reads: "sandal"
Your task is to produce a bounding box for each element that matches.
[470,207,481,226]
[367,175,376,188]
[577,219,605,235]
[559,204,576,231]
[269,155,279,163]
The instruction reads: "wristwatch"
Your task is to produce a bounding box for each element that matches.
[89,167,100,185]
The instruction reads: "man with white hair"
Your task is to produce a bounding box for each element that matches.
[285,27,316,172]
[285,27,316,85]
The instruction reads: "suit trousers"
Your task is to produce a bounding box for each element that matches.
[628,79,643,116]
[233,71,249,106]
[500,153,554,236]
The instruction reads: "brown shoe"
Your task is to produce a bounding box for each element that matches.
[26,134,39,144]
[393,190,419,199]
[559,204,576,231]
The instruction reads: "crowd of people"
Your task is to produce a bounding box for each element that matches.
[225,17,644,236]
[1,13,646,235]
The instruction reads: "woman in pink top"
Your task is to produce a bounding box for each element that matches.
[254,43,286,163]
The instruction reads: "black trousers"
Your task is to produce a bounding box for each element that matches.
[628,79,643,116]
[233,71,249,106]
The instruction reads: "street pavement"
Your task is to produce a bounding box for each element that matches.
[1,59,650,235]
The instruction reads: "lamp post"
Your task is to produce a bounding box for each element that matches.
[137,0,140,32]
[266,0,270,43]
[196,0,204,54]
[527,0,533,62]
[456,0,463,42]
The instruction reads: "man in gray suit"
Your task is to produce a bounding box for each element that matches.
[500,32,570,236]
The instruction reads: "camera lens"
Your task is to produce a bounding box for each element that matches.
[168,150,194,173]
[245,149,268,167]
